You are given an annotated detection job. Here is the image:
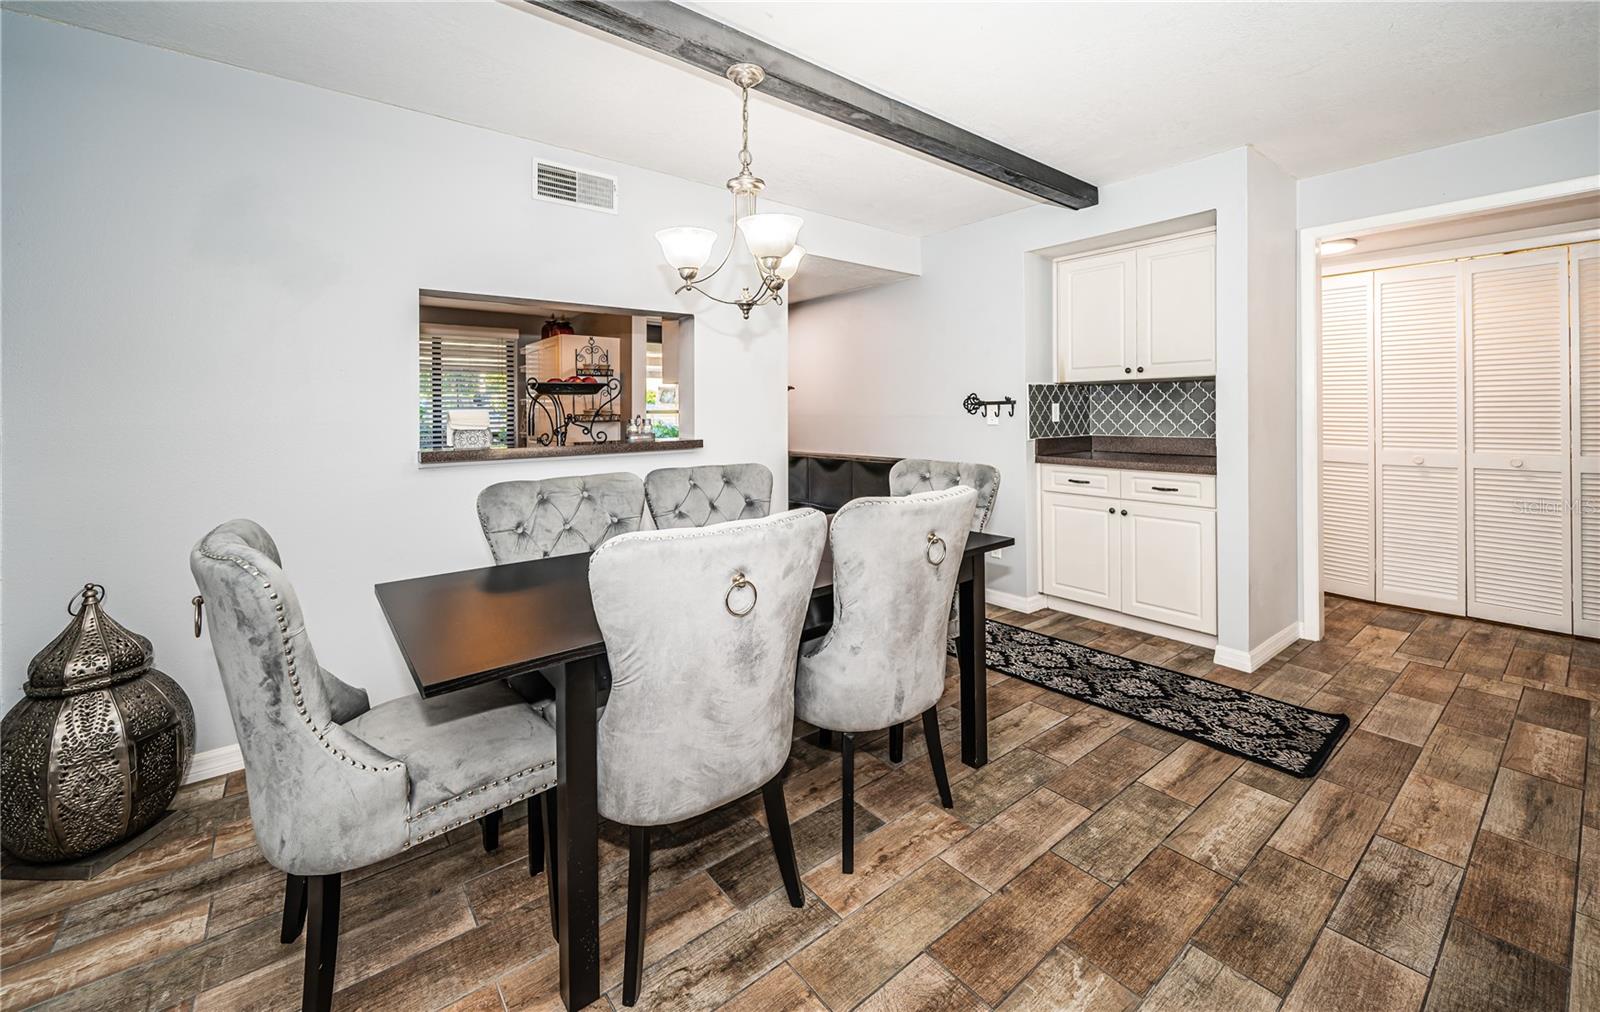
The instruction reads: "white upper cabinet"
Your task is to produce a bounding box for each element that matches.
[1137,233,1217,379]
[1056,249,1136,382]
[1056,230,1215,382]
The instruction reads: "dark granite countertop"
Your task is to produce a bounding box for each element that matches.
[419,438,704,466]
[1035,436,1216,475]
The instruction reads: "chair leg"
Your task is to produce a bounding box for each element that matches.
[302,872,341,1012]
[480,810,502,853]
[888,723,904,764]
[543,789,560,940]
[280,873,308,944]
[923,707,953,809]
[816,729,833,749]
[841,732,856,874]
[761,774,804,908]
[527,796,545,877]
[623,825,652,1007]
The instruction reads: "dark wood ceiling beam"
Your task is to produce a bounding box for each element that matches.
[521,0,1098,209]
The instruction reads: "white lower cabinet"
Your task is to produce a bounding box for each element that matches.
[1040,492,1120,608]
[1039,465,1218,635]
[1121,500,1217,632]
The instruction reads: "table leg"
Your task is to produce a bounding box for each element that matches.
[555,656,601,1010]
[957,552,989,769]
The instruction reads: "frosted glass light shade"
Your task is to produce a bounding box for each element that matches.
[655,227,717,271]
[774,245,806,281]
[737,214,803,260]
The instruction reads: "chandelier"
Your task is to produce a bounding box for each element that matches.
[654,63,804,319]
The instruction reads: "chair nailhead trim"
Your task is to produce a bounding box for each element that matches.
[406,759,557,821]
[403,776,557,847]
[198,540,404,776]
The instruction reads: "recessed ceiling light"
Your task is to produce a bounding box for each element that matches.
[1319,238,1358,255]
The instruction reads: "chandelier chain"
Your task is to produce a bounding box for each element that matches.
[739,82,752,171]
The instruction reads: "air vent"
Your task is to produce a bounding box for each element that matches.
[533,159,618,213]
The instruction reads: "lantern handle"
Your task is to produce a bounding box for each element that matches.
[193,596,205,638]
[67,583,106,616]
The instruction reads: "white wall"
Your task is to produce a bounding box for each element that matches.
[1244,149,1301,645]
[790,147,1300,659]
[0,14,902,752]
[1297,111,1600,228]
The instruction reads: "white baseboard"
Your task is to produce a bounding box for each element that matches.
[1213,620,1303,674]
[185,743,244,785]
[987,589,1047,614]
[1038,595,1218,650]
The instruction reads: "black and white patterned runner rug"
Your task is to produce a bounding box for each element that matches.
[968,619,1348,777]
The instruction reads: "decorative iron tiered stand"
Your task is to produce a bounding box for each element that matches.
[527,336,623,446]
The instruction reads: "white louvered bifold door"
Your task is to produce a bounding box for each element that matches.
[1464,248,1571,633]
[1573,242,1600,636]
[1374,263,1465,613]
[1320,273,1375,598]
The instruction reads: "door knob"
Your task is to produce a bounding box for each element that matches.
[1412,455,1424,465]
[1510,458,1524,469]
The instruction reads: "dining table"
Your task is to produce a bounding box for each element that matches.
[374,528,1014,1010]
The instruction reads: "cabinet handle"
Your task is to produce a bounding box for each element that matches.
[1108,507,1115,514]
[1412,455,1425,465]
[1120,509,1128,516]
[1136,366,1144,373]
[1510,458,1524,469]
[1124,367,1132,374]
[1067,478,1091,485]
[1152,486,1180,492]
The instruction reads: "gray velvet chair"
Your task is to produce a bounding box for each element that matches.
[191,520,558,1011]
[586,507,826,1005]
[476,472,646,562]
[794,487,978,871]
[890,458,1000,648]
[643,463,772,529]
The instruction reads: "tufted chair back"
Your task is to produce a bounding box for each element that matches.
[191,521,408,874]
[797,489,977,732]
[644,463,772,530]
[477,473,646,562]
[587,508,826,826]
[889,459,1001,532]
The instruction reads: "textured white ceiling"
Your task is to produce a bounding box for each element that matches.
[8,1,1598,237]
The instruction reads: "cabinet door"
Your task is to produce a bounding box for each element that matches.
[1374,263,1465,613]
[1464,248,1570,632]
[1575,243,1600,636]
[1120,500,1217,634]
[1039,492,1120,609]
[1137,232,1216,379]
[1057,250,1136,382]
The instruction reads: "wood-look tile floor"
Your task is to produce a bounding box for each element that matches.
[4,596,1596,1011]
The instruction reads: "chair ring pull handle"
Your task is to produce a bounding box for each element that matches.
[926,532,948,566]
[725,572,757,617]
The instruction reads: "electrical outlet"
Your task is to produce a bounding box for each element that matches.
[1051,403,1060,423]
[990,548,1003,561]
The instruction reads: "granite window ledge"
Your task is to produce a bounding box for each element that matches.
[419,438,704,467]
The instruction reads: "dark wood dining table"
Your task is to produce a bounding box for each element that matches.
[374,529,1013,1010]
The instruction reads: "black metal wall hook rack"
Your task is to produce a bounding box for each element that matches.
[963,392,1016,418]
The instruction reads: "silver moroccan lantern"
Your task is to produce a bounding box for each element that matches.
[1,584,195,863]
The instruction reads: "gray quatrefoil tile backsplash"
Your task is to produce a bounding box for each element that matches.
[1028,380,1216,439]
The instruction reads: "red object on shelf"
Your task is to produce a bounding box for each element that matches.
[541,317,575,340]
